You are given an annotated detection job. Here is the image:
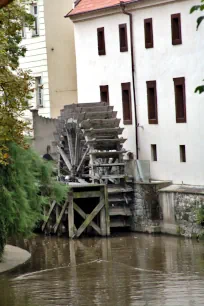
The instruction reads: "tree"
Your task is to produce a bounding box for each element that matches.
[0,0,34,165]
[190,0,204,94]
[0,0,14,9]
[0,142,68,259]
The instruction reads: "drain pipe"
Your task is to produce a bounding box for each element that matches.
[120,1,139,160]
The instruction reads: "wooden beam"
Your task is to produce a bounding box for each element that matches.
[73,202,101,235]
[73,191,101,199]
[41,201,56,232]
[100,187,107,236]
[104,185,110,236]
[66,127,74,165]
[53,200,68,234]
[57,146,72,171]
[76,147,89,174]
[76,200,105,238]
[68,192,75,238]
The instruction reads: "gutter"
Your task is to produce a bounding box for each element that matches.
[120,1,139,159]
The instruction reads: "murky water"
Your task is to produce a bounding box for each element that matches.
[0,233,204,306]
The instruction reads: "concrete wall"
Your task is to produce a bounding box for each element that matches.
[44,0,77,118]
[72,0,204,185]
[31,110,57,156]
[20,0,50,120]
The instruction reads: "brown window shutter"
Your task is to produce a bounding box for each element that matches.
[180,145,186,162]
[119,24,128,52]
[144,18,153,49]
[100,85,109,104]
[146,81,158,124]
[173,77,186,123]
[97,27,106,55]
[171,13,182,45]
[121,82,132,125]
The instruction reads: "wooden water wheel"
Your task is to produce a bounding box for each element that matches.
[52,102,133,229]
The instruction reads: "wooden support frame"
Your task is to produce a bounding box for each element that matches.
[68,184,110,238]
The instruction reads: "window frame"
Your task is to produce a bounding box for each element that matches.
[119,23,128,52]
[171,13,182,45]
[173,77,186,123]
[97,27,106,56]
[144,18,154,49]
[35,76,43,107]
[180,145,186,162]
[151,144,157,162]
[100,85,109,104]
[146,80,158,124]
[121,82,132,125]
[31,4,39,37]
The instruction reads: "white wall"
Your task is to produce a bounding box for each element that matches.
[134,0,204,185]
[74,0,204,185]
[74,14,137,154]
[20,0,50,120]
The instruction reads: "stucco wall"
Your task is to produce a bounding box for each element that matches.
[73,0,204,185]
[44,0,77,118]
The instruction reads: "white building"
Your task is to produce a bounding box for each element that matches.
[21,0,77,120]
[68,0,204,185]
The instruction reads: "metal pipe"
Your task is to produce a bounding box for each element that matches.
[120,1,139,159]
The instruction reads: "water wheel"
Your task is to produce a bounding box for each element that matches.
[52,102,133,228]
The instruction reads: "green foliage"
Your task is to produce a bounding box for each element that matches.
[196,206,204,225]
[0,142,68,257]
[0,0,35,164]
[190,0,204,94]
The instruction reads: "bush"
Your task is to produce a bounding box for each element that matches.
[0,142,68,258]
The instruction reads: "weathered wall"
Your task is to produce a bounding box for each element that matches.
[44,0,77,118]
[73,0,204,185]
[159,189,204,238]
[132,183,204,238]
[131,181,172,233]
[31,109,57,156]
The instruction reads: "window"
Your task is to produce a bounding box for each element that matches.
[144,18,153,48]
[151,145,157,161]
[119,24,128,52]
[31,4,39,36]
[180,145,186,162]
[171,13,182,45]
[36,77,43,107]
[100,85,109,104]
[146,81,158,124]
[97,27,106,55]
[121,83,132,125]
[173,77,186,123]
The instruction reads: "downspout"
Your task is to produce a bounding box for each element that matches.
[120,1,139,160]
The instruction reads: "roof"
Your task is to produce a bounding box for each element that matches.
[66,0,136,17]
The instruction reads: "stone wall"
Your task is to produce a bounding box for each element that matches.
[159,187,204,238]
[132,183,204,238]
[131,181,172,233]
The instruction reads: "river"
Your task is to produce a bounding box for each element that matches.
[0,233,204,306]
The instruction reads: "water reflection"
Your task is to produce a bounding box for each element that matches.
[0,234,204,306]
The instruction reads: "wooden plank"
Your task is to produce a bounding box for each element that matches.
[66,128,74,165]
[90,151,126,158]
[100,187,107,236]
[80,118,120,129]
[73,202,101,235]
[53,200,68,233]
[92,163,125,167]
[81,111,117,120]
[57,146,72,171]
[109,207,132,216]
[41,201,56,232]
[87,138,126,144]
[73,191,101,198]
[76,200,105,238]
[104,185,110,236]
[68,192,75,238]
[76,147,89,174]
[83,127,124,136]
